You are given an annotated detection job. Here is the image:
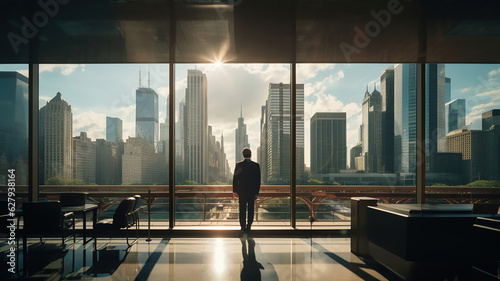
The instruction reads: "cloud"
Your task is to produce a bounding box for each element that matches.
[488,67,500,78]
[73,111,106,140]
[460,87,472,93]
[16,69,29,77]
[40,64,85,76]
[297,64,335,82]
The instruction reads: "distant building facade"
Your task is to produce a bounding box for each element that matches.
[122,137,167,184]
[41,92,73,182]
[235,107,250,163]
[260,83,305,184]
[106,117,123,142]
[184,69,208,184]
[445,99,466,133]
[72,132,96,184]
[136,86,159,149]
[310,112,346,175]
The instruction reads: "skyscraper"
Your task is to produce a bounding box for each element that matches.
[41,92,73,182]
[185,69,208,184]
[176,99,186,183]
[0,72,28,185]
[136,73,159,150]
[394,64,445,173]
[445,77,451,103]
[361,85,383,172]
[260,83,304,184]
[445,99,466,133]
[380,68,395,173]
[310,112,346,175]
[122,137,167,184]
[106,116,123,142]
[394,64,417,174]
[482,109,500,130]
[159,97,169,159]
[72,132,96,184]
[235,105,250,163]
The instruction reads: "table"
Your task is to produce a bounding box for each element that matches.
[62,204,98,244]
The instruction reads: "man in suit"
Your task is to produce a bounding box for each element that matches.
[233,148,261,234]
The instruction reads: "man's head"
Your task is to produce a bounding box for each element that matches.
[242,148,251,159]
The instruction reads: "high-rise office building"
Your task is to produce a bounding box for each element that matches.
[176,99,186,183]
[96,139,123,185]
[185,69,208,184]
[259,105,268,184]
[394,64,417,174]
[361,85,383,172]
[394,64,445,173]
[136,74,159,149]
[41,92,73,182]
[260,83,305,184]
[445,77,451,103]
[235,106,250,163]
[159,97,169,160]
[381,68,395,173]
[482,109,500,130]
[0,71,28,185]
[310,112,346,175]
[350,143,362,170]
[106,117,123,142]
[447,126,499,183]
[445,99,466,133]
[122,137,167,184]
[208,126,230,183]
[72,132,96,184]
[426,64,446,155]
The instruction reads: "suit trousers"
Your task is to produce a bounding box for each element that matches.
[239,196,255,230]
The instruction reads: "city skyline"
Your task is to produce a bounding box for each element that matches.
[1,63,500,170]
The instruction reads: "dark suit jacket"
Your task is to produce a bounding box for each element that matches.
[233,159,261,199]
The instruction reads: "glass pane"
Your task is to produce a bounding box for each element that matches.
[175,64,291,228]
[425,64,500,205]
[0,64,29,212]
[38,64,169,228]
[297,63,418,229]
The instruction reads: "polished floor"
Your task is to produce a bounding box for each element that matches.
[1,236,400,281]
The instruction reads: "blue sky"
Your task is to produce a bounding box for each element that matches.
[1,63,499,169]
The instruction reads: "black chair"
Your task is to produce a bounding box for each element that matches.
[20,201,75,275]
[59,193,87,207]
[94,197,138,246]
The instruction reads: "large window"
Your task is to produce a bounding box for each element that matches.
[38,64,170,226]
[425,64,500,203]
[296,64,418,229]
[0,64,29,189]
[174,64,291,227]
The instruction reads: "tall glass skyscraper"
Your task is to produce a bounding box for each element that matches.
[445,99,466,133]
[136,85,159,149]
[394,64,417,174]
[106,116,123,142]
[0,71,28,185]
[394,64,446,174]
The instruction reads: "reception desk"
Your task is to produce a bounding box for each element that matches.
[365,204,499,280]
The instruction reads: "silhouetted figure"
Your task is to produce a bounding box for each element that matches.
[233,148,261,234]
[240,238,263,281]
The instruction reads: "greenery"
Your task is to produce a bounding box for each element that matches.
[45,176,88,185]
[432,183,449,187]
[465,180,500,187]
[179,180,199,185]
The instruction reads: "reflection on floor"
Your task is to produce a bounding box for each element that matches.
[1,236,400,280]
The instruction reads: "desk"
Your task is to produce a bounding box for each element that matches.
[62,204,98,244]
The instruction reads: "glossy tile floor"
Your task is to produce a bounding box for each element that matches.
[1,236,399,281]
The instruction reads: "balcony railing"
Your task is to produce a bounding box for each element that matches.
[2,185,499,229]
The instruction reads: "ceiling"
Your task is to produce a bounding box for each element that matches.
[1,0,500,63]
